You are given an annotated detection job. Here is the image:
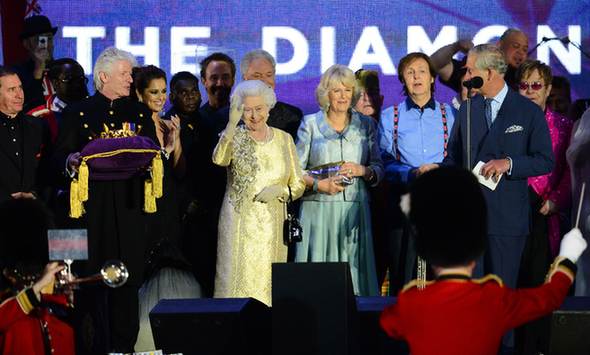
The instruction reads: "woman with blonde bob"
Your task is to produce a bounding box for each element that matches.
[295,64,383,296]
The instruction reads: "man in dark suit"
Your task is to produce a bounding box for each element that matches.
[442,43,553,289]
[240,49,303,140]
[0,67,48,202]
[441,45,553,353]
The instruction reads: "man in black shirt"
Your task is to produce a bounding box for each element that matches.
[193,52,235,297]
[0,66,48,203]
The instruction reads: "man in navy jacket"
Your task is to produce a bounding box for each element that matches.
[442,44,553,290]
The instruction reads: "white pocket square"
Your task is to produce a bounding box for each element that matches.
[505,125,523,133]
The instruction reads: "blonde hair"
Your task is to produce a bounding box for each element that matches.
[315,64,358,112]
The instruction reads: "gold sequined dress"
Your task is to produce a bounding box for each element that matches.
[212,126,305,305]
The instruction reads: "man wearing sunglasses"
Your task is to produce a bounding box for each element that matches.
[441,44,553,353]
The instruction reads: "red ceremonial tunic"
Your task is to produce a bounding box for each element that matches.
[380,267,573,355]
[0,289,75,355]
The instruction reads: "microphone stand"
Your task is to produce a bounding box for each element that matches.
[570,41,590,59]
[466,89,472,171]
[528,37,550,56]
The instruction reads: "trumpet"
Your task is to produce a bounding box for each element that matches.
[57,260,129,289]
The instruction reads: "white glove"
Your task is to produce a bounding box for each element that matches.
[558,228,588,263]
[254,184,285,203]
[229,103,243,128]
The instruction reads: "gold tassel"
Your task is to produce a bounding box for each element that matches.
[69,179,84,218]
[151,154,163,198]
[78,161,89,202]
[144,179,157,213]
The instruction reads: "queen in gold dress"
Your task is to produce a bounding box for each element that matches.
[212,80,305,305]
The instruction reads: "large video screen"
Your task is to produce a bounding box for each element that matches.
[44,0,590,114]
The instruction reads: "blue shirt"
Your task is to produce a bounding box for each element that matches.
[487,83,509,124]
[378,97,455,184]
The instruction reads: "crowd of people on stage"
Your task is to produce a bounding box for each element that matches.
[1,14,590,355]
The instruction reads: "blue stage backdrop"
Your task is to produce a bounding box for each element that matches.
[44,0,590,114]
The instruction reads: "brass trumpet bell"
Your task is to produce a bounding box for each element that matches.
[58,260,129,289]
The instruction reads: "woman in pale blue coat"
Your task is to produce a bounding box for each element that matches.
[295,64,383,296]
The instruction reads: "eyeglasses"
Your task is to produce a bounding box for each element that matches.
[519,81,544,91]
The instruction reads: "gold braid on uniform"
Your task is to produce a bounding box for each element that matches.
[545,256,577,283]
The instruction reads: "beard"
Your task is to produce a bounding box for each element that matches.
[209,85,231,105]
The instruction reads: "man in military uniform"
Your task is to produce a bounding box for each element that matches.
[379,167,587,355]
[0,199,75,355]
[54,47,154,354]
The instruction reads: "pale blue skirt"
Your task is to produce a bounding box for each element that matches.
[295,200,378,296]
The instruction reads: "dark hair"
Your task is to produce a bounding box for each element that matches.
[397,52,437,96]
[170,71,199,92]
[131,65,167,100]
[516,59,552,87]
[355,69,381,95]
[0,66,18,88]
[409,167,487,267]
[199,52,236,80]
[47,58,84,80]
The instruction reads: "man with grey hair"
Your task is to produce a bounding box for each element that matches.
[431,28,529,93]
[54,47,152,354]
[441,43,553,351]
[442,43,553,287]
[241,49,302,139]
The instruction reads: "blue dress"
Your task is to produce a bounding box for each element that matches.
[294,110,383,296]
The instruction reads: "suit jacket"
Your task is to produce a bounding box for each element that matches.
[443,88,554,236]
[267,101,303,141]
[0,112,46,202]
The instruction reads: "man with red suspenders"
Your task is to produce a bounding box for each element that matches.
[377,52,456,293]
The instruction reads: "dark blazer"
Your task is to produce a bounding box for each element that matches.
[443,87,554,236]
[0,112,46,202]
[268,101,303,141]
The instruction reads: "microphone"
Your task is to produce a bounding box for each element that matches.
[462,76,483,89]
[528,36,570,55]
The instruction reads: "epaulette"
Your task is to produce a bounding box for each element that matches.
[472,274,504,287]
[401,278,434,293]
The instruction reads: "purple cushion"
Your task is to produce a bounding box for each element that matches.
[80,136,160,180]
